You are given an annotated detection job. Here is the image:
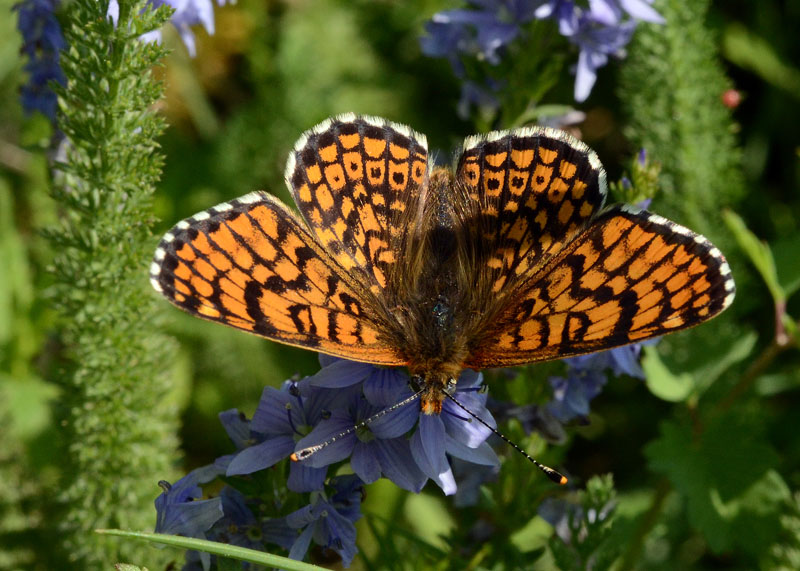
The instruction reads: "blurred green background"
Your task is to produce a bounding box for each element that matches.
[2,0,800,569]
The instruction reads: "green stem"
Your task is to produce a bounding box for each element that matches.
[618,478,671,571]
[717,340,786,412]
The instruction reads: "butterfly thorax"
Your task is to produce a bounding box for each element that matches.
[385,168,482,414]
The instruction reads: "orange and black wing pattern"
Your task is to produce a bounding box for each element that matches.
[455,127,606,296]
[150,191,405,366]
[465,204,736,368]
[285,115,428,295]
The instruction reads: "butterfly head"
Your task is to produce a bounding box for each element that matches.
[411,372,458,415]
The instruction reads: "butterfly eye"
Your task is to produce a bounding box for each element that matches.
[410,375,424,391]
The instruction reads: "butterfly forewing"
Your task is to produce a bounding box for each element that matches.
[150,192,405,366]
[285,114,428,295]
[464,205,736,368]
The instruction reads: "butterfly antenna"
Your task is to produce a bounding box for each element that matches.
[291,389,423,462]
[444,392,568,485]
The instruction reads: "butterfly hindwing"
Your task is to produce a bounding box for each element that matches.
[456,128,606,297]
[464,205,736,368]
[150,192,405,365]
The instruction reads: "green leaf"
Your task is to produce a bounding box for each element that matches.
[509,104,577,128]
[645,413,781,554]
[96,530,328,571]
[755,371,800,396]
[771,234,800,298]
[728,470,790,556]
[723,209,785,303]
[690,331,758,395]
[642,346,694,402]
[723,22,800,100]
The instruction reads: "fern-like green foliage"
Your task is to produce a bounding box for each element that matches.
[46,1,180,567]
[618,0,744,248]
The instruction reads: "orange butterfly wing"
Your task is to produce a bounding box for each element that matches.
[150,192,405,365]
[465,206,735,368]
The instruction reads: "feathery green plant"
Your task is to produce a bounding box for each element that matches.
[46,0,180,566]
[618,0,744,247]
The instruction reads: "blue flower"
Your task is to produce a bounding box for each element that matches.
[409,369,499,495]
[108,0,231,57]
[154,464,225,570]
[546,344,650,422]
[536,0,663,101]
[295,379,427,492]
[422,0,664,109]
[218,408,252,450]
[225,379,341,493]
[421,1,534,67]
[182,487,264,570]
[14,0,66,120]
[568,12,637,101]
[285,475,364,567]
[546,364,607,422]
[420,1,536,117]
[296,357,499,496]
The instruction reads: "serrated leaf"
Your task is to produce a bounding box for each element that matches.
[642,346,694,402]
[700,413,779,501]
[645,412,779,553]
[728,470,790,556]
[645,421,727,546]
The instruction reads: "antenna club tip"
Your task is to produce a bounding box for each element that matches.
[289,452,300,462]
[543,466,568,485]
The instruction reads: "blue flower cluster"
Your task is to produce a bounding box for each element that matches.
[15,0,229,124]
[421,0,664,113]
[15,0,66,120]
[108,0,233,58]
[155,343,650,568]
[546,342,649,422]
[155,356,500,568]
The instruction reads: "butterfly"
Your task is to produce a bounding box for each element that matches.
[150,114,735,417]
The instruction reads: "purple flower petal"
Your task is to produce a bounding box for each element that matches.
[295,411,357,468]
[154,464,225,538]
[445,437,500,467]
[367,397,419,439]
[218,408,251,449]
[250,386,296,435]
[287,461,328,493]
[370,438,428,492]
[619,0,665,23]
[308,358,374,388]
[351,441,382,483]
[226,436,295,475]
[362,367,410,407]
[288,519,315,561]
[411,415,456,495]
[574,48,597,102]
[589,0,622,25]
